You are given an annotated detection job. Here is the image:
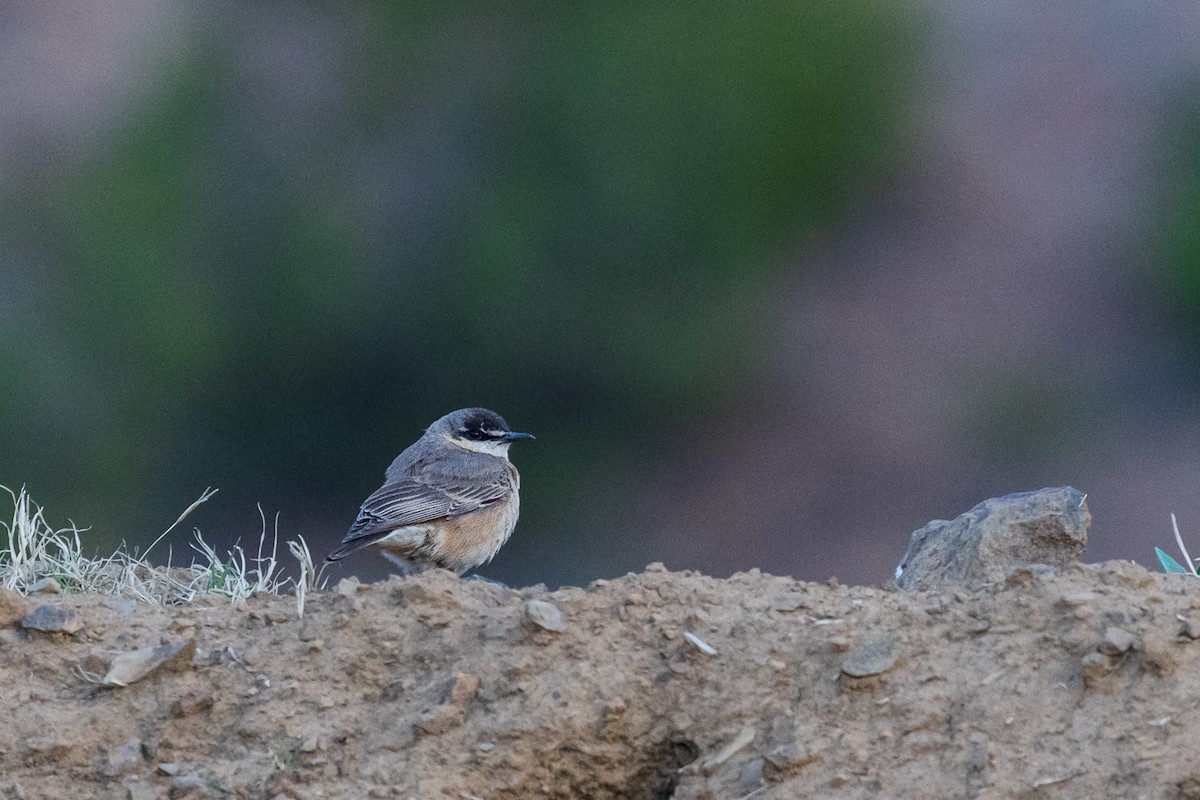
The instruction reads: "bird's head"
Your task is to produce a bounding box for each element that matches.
[432,407,534,457]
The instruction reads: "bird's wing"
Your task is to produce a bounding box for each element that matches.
[331,474,510,554]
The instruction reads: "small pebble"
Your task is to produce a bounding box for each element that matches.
[27,578,62,594]
[523,600,567,632]
[1099,626,1135,655]
[840,636,899,678]
[1081,651,1109,686]
[771,593,809,612]
[334,577,361,597]
[737,758,765,790]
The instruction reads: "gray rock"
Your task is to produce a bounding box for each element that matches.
[840,636,900,677]
[26,578,62,594]
[21,605,83,634]
[169,773,211,797]
[771,593,809,612]
[894,487,1090,591]
[125,782,157,800]
[737,758,765,791]
[102,742,142,776]
[523,599,567,632]
[91,637,196,687]
[1099,626,1135,655]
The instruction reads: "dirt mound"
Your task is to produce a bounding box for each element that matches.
[1,561,1199,799]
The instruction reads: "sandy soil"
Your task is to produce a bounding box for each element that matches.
[1,561,1200,799]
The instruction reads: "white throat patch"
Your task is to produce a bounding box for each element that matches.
[446,434,512,459]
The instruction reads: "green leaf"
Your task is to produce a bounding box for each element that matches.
[1156,547,1192,574]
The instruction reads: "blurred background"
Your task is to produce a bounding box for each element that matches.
[2,2,1200,588]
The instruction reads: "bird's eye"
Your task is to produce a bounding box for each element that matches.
[466,430,485,441]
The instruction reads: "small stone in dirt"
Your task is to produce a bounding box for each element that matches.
[523,599,566,632]
[1099,626,1135,655]
[26,577,62,594]
[334,576,361,597]
[1060,591,1098,607]
[771,593,809,612]
[1181,618,1200,640]
[103,598,136,615]
[157,762,181,776]
[169,773,211,797]
[737,758,765,791]
[172,690,214,718]
[645,562,668,573]
[97,637,196,687]
[1081,651,1110,686]
[21,605,82,634]
[841,636,900,678]
[300,735,320,753]
[125,781,157,800]
[415,673,479,736]
[102,741,142,776]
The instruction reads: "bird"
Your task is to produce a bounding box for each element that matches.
[325,408,534,575]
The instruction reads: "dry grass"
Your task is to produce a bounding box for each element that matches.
[0,486,329,615]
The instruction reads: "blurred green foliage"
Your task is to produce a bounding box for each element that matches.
[2,3,917,583]
[1164,102,1200,340]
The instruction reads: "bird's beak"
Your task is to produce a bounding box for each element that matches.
[502,431,535,442]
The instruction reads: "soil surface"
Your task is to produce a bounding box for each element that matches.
[2,561,1200,799]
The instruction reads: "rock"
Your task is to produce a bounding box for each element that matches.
[334,577,361,597]
[93,638,196,687]
[26,577,61,594]
[102,741,142,776]
[21,605,83,634]
[737,758,765,791]
[1181,617,1200,640]
[840,636,900,678]
[125,782,157,800]
[103,599,137,615]
[894,487,1090,591]
[771,593,810,612]
[1099,626,1135,655]
[523,599,566,632]
[1081,651,1110,686]
[169,773,211,797]
[414,673,479,736]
